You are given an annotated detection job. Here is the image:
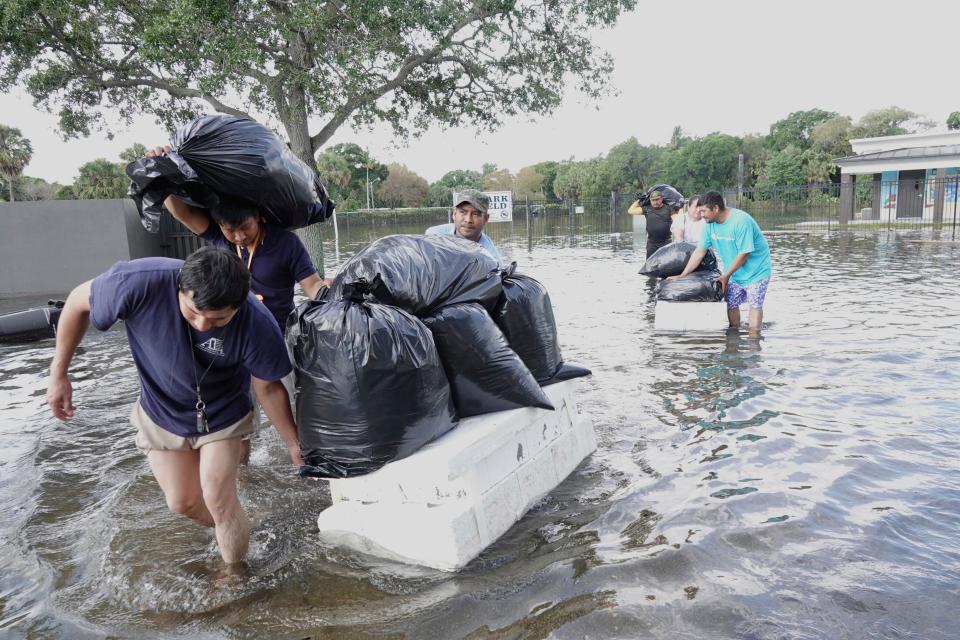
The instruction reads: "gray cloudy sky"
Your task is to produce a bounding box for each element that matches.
[3,0,958,185]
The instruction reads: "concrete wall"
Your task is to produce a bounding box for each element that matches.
[0,199,165,296]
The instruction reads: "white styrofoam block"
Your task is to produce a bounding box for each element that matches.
[515,443,561,510]
[329,380,580,506]
[476,472,525,547]
[316,379,596,571]
[316,500,482,571]
[654,300,728,331]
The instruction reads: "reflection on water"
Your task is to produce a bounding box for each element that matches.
[2,230,960,639]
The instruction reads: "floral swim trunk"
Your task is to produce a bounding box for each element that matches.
[725,278,770,310]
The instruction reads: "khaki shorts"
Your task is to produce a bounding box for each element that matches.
[131,401,254,454]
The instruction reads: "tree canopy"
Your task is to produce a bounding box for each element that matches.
[0,124,33,201]
[1,0,636,166]
[766,109,838,151]
[73,158,128,199]
[377,163,429,208]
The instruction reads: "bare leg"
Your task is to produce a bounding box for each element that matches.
[727,306,741,329]
[148,449,214,527]
[198,438,249,565]
[748,307,764,337]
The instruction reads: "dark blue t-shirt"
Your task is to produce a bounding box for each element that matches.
[89,257,292,437]
[201,224,317,329]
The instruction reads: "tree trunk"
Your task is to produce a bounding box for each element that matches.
[8,178,14,203]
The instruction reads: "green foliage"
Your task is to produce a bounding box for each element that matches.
[11,175,59,200]
[669,125,690,150]
[0,0,637,165]
[553,157,603,198]
[73,158,128,199]
[767,109,837,151]
[851,106,935,138]
[761,145,807,186]
[513,165,545,199]
[316,144,388,210]
[663,133,742,195]
[811,115,853,158]
[598,137,664,195]
[482,168,513,192]
[0,124,34,201]
[376,163,429,208]
[946,111,960,130]
[425,169,483,206]
[54,184,77,200]
[119,143,148,163]
[534,162,560,201]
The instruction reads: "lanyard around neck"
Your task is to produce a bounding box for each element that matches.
[235,227,263,271]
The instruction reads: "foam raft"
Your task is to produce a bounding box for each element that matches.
[315,378,596,571]
[0,300,63,343]
[654,300,728,331]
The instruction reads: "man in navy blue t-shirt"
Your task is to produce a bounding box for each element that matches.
[46,246,302,568]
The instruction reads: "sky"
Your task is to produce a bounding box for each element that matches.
[2,0,959,186]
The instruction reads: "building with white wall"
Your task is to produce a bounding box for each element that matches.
[835,130,960,223]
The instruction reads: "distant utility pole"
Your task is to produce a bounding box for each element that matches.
[737,153,745,206]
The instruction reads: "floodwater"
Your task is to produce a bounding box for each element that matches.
[2,230,959,639]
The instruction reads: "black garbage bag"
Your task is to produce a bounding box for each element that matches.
[634,184,684,210]
[655,270,724,302]
[540,362,592,387]
[423,303,554,418]
[331,234,502,316]
[289,298,457,478]
[639,242,718,278]
[126,114,334,232]
[494,263,563,382]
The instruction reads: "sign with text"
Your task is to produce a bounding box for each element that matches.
[484,191,513,222]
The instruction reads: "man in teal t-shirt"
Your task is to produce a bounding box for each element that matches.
[669,191,772,336]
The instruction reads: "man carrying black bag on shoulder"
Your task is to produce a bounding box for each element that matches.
[628,190,676,258]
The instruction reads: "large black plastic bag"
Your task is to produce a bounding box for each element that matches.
[423,303,554,418]
[494,265,563,382]
[634,184,684,210]
[639,242,718,278]
[540,362,593,387]
[289,298,457,478]
[126,115,334,232]
[655,270,724,302]
[331,234,502,316]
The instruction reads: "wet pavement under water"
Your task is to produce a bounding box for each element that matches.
[1,230,959,639]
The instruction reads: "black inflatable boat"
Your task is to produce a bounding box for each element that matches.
[0,300,64,343]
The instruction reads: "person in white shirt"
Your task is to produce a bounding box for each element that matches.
[671,194,705,244]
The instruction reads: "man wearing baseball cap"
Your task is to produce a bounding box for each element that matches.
[426,188,503,267]
[628,189,676,258]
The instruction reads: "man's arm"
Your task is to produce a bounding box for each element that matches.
[627,200,645,215]
[46,280,93,421]
[251,377,303,466]
[715,252,750,294]
[667,247,707,280]
[163,195,211,236]
[298,273,329,300]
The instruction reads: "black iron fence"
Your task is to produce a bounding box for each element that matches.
[166,176,960,270]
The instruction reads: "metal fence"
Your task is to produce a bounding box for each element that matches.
[722,176,960,234]
[168,176,960,272]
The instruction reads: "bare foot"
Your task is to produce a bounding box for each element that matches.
[215,561,250,588]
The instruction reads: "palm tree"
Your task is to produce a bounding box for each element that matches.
[0,125,34,202]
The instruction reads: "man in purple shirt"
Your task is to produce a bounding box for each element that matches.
[46,246,302,568]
